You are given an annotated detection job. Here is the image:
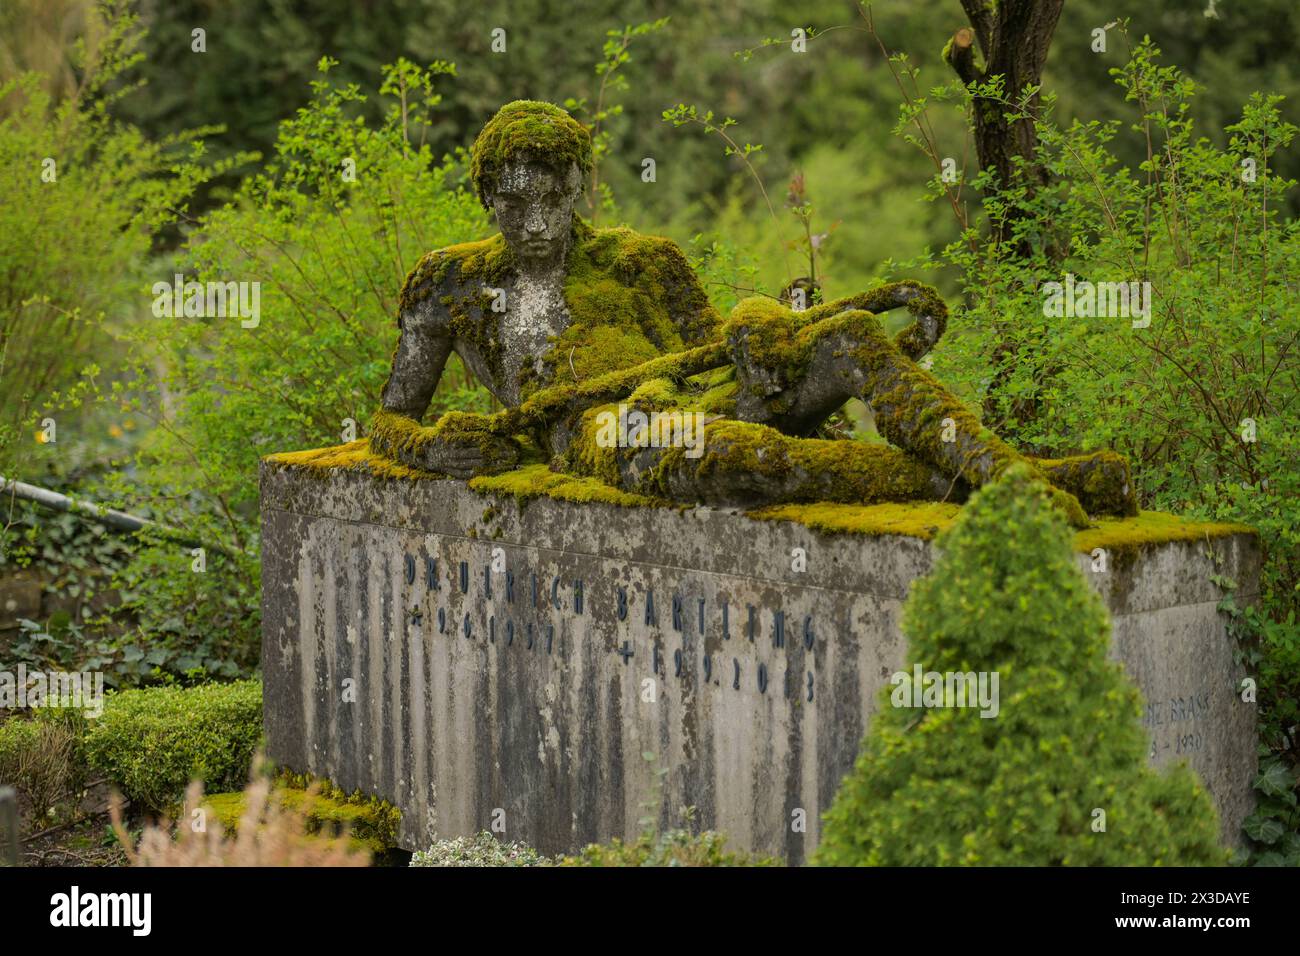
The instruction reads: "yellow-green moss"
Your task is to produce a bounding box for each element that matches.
[641,419,956,506]
[469,99,593,209]
[1033,451,1137,518]
[266,442,1253,555]
[523,221,720,399]
[724,296,810,396]
[398,233,515,317]
[751,501,1254,553]
[507,341,730,434]
[750,500,963,540]
[201,774,401,857]
[1074,511,1255,556]
[368,407,519,471]
[265,440,432,481]
[694,366,740,415]
[469,462,660,508]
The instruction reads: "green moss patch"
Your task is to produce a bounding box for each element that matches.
[84,680,263,815]
[750,500,963,540]
[469,463,659,508]
[202,773,401,858]
[1074,511,1256,556]
[469,100,593,209]
[267,447,1254,554]
[752,501,1253,552]
[265,439,432,481]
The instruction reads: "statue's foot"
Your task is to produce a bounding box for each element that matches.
[1032,450,1137,518]
[1042,484,1090,530]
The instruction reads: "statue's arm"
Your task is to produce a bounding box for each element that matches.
[379,303,451,423]
[371,302,453,467]
[798,282,948,360]
[371,267,519,478]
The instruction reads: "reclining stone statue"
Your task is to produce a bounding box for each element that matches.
[370,100,1135,526]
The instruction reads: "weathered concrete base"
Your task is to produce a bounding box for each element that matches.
[260,462,1259,862]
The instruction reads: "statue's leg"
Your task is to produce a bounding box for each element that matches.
[565,406,966,508]
[1030,451,1137,518]
[726,301,1134,525]
[726,281,950,435]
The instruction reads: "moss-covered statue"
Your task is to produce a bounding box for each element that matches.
[370,100,1134,526]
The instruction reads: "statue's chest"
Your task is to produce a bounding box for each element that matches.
[497,275,570,397]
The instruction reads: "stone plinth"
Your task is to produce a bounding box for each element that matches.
[260,456,1259,862]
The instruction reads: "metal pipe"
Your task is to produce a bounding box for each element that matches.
[1,475,225,554]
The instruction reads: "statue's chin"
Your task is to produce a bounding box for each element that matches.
[516,251,565,273]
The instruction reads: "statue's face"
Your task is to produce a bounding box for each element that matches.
[489,158,580,269]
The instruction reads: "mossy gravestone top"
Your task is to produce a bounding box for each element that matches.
[259,455,1257,861]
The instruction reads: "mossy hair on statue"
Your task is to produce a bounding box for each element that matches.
[814,465,1225,866]
[468,99,593,211]
[371,100,1135,525]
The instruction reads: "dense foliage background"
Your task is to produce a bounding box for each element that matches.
[0,0,1296,861]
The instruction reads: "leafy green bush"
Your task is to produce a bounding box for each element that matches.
[0,0,228,473]
[84,679,262,814]
[558,828,777,867]
[884,31,1300,852]
[1239,756,1300,865]
[911,39,1299,613]
[815,464,1226,866]
[0,718,39,781]
[93,56,491,671]
[411,831,547,867]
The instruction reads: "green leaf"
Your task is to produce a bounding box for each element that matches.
[1243,813,1286,845]
[1254,760,1295,798]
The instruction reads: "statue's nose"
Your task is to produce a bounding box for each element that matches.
[524,208,547,235]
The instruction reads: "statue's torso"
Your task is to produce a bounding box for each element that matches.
[399,221,720,420]
[494,271,570,406]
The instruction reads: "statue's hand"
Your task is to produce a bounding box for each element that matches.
[418,412,520,479]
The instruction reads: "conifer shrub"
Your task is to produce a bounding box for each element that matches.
[815,464,1226,866]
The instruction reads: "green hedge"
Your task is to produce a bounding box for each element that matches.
[84,679,263,814]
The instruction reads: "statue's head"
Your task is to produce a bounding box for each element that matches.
[471,100,593,269]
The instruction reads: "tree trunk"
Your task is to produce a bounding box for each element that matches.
[943,0,1065,435]
[944,0,1065,251]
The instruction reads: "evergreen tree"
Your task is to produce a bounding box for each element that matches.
[815,464,1225,865]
